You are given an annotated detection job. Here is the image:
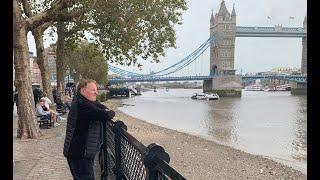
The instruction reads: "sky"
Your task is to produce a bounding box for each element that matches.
[27,0,307,75]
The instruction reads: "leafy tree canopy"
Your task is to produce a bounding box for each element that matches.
[25,0,187,69]
[64,41,108,84]
[84,0,188,68]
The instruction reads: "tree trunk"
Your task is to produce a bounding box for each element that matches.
[56,21,66,98]
[13,0,41,139]
[32,27,54,102]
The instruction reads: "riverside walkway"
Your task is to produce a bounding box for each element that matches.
[13,105,73,179]
[13,106,101,180]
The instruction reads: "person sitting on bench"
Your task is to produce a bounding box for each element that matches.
[41,92,65,121]
[36,99,60,127]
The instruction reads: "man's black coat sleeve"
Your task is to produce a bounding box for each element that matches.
[78,100,115,121]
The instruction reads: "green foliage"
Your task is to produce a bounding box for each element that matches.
[90,0,188,67]
[28,0,188,71]
[64,41,108,84]
[97,92,107,102]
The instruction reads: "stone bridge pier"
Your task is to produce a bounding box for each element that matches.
[291,82,307,95]
[203,75,242,97]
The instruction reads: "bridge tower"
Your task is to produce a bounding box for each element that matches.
[301,16,307,74]
[210,0,236,75]
[203,0,242,97]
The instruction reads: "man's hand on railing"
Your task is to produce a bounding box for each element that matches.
[106,109,115,119]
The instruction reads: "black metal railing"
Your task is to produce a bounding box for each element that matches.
[99,120,186,180]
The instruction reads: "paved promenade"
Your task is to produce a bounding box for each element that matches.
[13,106,73,180]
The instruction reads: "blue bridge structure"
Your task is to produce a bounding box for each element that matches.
[108,1,307,95]
[109,74,307,84]
[108,25,306,82]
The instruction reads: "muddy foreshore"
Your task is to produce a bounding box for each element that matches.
[103,99,306,180]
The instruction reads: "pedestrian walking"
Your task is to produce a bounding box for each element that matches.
[13,89,18,110]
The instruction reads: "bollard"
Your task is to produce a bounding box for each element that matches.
[143,143,170,180]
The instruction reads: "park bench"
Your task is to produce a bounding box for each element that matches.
[37,115,52,129]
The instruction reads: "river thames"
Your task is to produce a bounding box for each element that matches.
[118,88,307,174]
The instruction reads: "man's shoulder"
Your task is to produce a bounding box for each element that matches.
[95,101,106,109]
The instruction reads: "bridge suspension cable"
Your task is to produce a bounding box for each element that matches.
[109,33,217,78]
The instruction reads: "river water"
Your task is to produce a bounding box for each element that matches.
[118,88,307,174]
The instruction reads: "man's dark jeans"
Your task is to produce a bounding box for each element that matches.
[67,158,94,180]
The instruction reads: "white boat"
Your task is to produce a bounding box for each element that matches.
[244,84,264,91]
[191,93,207,100]
[191,93,219,100]
[264,85,291,92]
[205,93,220,100]
[264,87,275,92]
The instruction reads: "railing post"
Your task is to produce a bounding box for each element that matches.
[143,143,170,180]
[112,121,127,180]
[100,121,108,180]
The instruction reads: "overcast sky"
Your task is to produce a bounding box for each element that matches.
[27,0,307,75]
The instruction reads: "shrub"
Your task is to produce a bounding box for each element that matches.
[98,92,107,102]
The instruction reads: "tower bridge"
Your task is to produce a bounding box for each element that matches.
[235,26,306,38]
[109,1,307,96]
[109,74,307,84]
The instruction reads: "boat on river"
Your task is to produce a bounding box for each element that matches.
[244,84,264,91]
[191,93,219,100]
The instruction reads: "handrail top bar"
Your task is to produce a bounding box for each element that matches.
[153,156,186,180]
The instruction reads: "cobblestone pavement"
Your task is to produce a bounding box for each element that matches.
[13,105,73,180]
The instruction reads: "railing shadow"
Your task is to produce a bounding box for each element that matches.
[99,120,186,180]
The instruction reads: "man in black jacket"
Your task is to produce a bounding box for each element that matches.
[33,88,42,107]
[63,79,115,180]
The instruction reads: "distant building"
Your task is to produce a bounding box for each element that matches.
[45,46,74,86]
[270,67,300,75]
[29,52,42,88]
[45,47,57,86]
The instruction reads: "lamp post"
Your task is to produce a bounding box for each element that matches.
[67,68,70,85]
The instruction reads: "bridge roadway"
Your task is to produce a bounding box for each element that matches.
[235,26,306,38]
[108,75,307,84]
[108,26,306,81]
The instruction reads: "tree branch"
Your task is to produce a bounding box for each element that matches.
[21,0,33,18]
[55,8,85,22]
[25,0,76,31]
[41,22,53,32]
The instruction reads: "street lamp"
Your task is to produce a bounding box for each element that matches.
[66,66,71,87]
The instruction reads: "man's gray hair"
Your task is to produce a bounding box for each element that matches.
[77,79,97,91]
